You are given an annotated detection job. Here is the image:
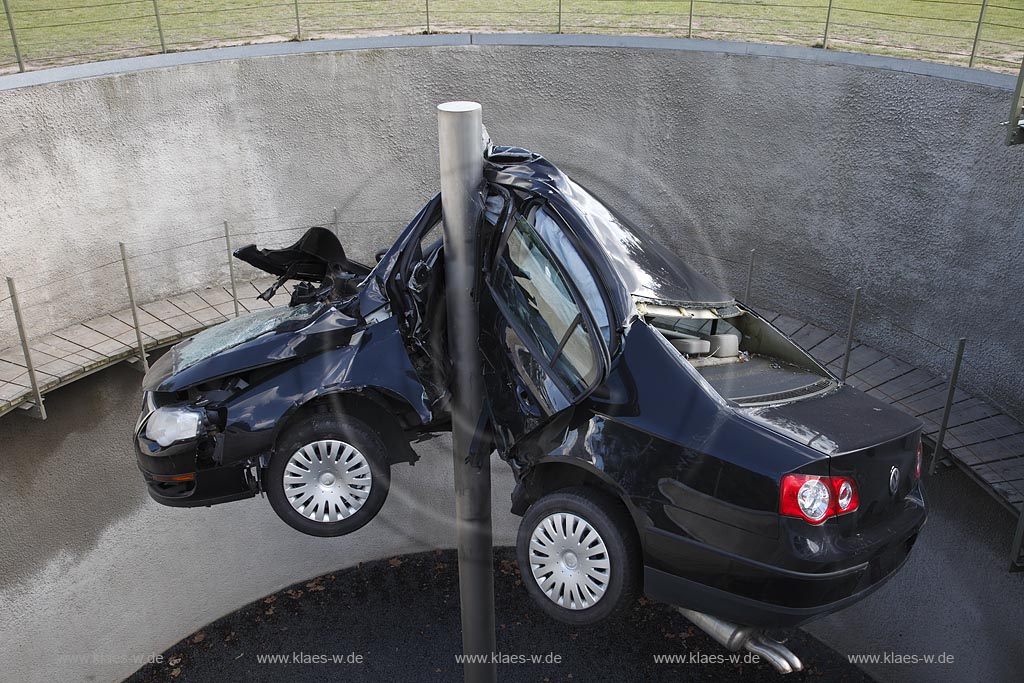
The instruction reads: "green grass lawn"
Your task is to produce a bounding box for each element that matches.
[0,0,1021,73]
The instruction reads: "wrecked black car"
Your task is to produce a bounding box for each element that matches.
[134,147,926,628]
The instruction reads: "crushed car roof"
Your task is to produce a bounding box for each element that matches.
[484,147,736,311]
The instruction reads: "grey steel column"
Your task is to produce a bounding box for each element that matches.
[2,0,24,72]
[688,0,694,39]
[6,277,45,419]
[1006,56,1024,146]
[119,242,150,373]
[437,100,496,683]
[930,338,966,475]
[840,286,861,382]
[224,221,240,318]
[426,0,431,33]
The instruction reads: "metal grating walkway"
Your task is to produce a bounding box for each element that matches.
[0,277,289,419]
[0,291,1021,559]
[757,308,1024,517]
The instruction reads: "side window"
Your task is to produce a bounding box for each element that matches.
[530,206,613,348]
[491,210,601,395]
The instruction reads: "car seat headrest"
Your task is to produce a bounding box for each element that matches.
[670,338,712,355]
[709,334,740,358]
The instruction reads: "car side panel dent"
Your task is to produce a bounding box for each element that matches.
[218,317,432,465]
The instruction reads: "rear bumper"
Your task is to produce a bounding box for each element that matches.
[643,486,926,627]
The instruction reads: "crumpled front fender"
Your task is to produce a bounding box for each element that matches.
[215,316,433,465]
[142,305,358,393]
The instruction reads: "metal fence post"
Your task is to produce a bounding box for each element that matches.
[822,0,835,49]
[425,0,430,33]
[6,277,46,419]
[293,0,301,39]
[688,0,694,39]
[119,243,150,373]
[557,0,562,34]
[1011,508,1024,572]
[151,0,166,54]
[840,286,861,381]
[744,248,755,303]
[224,221,240,318]
[969,0,989,68]
[930,337,966,475]
[2,0,24,72]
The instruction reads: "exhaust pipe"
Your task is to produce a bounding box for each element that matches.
[676,607,803,675]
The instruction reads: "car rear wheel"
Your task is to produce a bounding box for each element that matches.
[516,487,640,626]
[266,412,390,537]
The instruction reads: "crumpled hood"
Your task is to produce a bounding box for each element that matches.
[142,304,359,393]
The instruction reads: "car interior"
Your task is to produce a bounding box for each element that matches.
[645,309,835,407]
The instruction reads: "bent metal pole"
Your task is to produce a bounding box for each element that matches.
[437,101,496,683]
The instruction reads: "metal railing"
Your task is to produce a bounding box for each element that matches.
[0,0,1021,75]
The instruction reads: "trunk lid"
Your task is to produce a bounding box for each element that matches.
[829,430,921,530]
[741,384,922,529]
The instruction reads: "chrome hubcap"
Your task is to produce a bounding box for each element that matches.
[283,439,371,523]
[529,512,610,610]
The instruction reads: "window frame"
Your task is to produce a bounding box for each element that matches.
[486,198,610,402]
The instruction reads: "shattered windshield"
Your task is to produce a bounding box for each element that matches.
[173,303,320,372]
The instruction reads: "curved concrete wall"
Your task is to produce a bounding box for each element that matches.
[0,36,1021,414]
[0,357,520,683]
[0,37,1023,683]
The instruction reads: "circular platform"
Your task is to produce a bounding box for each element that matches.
[126,548,868,682]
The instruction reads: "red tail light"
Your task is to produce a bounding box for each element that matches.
[780,474,859,525]
[913,441,923,480]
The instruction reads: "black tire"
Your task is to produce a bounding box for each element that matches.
[265,411,391,537]
[516,486,640,626]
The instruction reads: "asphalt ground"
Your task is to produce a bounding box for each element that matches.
[126,547,870,683]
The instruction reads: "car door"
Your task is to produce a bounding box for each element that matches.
[480,197,613,457]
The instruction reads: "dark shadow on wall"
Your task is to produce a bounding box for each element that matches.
[0,359,149,590]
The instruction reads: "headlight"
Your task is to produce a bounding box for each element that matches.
[145,406,204,447]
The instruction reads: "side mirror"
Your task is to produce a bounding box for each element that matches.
[375,248,388,263]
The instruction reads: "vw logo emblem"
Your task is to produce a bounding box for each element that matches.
[889,466,900,495]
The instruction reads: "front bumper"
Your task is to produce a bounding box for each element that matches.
[643,485,926,627]
[135,410,256,508]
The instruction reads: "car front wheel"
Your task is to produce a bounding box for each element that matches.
[516,487,640,626]
[266,412,391,537]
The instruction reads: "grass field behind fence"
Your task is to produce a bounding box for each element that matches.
[0,0,1021,74]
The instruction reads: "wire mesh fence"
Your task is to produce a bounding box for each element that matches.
[0,0,1020,75]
